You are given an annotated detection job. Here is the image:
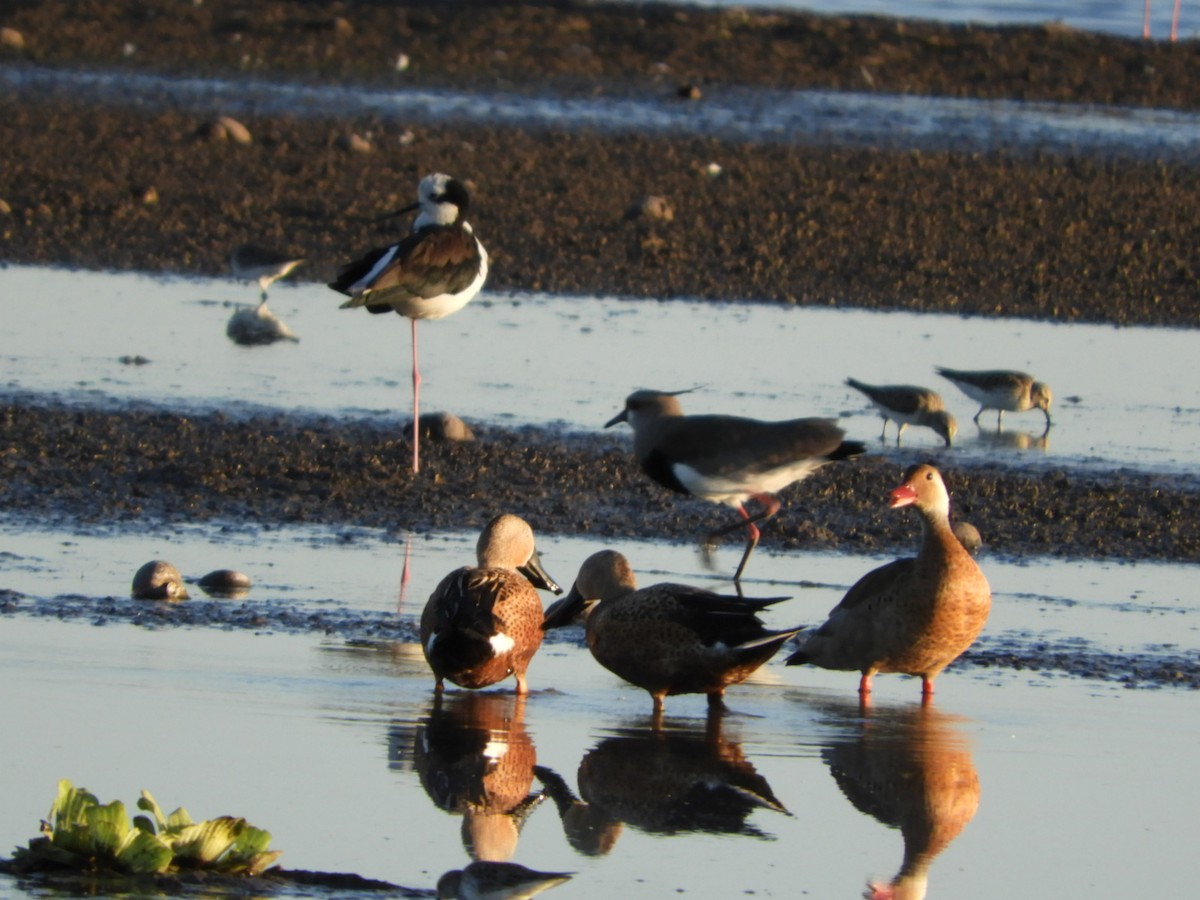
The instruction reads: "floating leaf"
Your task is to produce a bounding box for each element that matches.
[13,782,281,878]
[169,816,243,865]
[51,780,99,833]
[114,829,173,874]
[136,790,166,832]
[84,800,131,857]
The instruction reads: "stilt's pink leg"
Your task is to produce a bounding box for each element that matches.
[411,318,421,474]
[1144,0,1152,37]
[1171,0,1180,39]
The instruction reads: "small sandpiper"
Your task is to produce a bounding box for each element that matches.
[329,173,488,474]
[230,244,305,304]
[935,367,1052,431]
[845,378,957,447]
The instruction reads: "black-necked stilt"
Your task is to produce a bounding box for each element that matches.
[786,464,991,701]
[605,389,866,582]
[845,378,958,447]
[230,244,305,304]
[329,173,489,474]
[420,513,561,695]
[935,367,1052,431]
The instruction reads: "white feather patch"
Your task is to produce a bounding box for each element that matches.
[489,632,515,654]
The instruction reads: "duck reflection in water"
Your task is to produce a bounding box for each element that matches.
[535,710,786,855]
[394,693,546,862]
[819,700,980,900]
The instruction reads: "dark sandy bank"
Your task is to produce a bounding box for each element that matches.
[3,402,1196,564]
[1,0,1199,326]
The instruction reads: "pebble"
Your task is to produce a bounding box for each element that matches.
[0,27,24,50]
[419,412,475,442]
[131,560,189,601]
[629,195,674,222]
[197,569,252,599]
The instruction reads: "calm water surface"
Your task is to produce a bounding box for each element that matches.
[2,265,1198,476]
[0,521,1197,898]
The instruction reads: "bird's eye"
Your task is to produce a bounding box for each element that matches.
[925,471,934,480]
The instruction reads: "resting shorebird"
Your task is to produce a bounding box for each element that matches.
[606,389,865,581]
[543,549,802,717]
[421,514,561,695]
[935,367,1052,431]
[786,464,991,701]
[845,378,957,447]
[230,244,305,304]
[330,173,489,473]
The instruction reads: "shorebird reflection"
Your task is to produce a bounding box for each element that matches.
[819,700,981,900]
[972,424,1051,451]
[393,693,545,862]
[537,710,786,855]
[435,860,572,900]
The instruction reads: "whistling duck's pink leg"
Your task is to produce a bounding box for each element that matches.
[858,673,873,696]
[411,318,421,474]
[922,676,936,702]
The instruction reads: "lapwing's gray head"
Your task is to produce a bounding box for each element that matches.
[605,388,697,429]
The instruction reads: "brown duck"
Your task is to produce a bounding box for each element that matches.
[421,514,562,694]
[543,549,802,716]
[786,464,991,700]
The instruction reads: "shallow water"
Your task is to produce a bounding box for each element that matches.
[3,265,1198,477]
[681,0,1191,39]
[3,260,1199,897]
[4,63,1200,158]
[0,517,1197,898]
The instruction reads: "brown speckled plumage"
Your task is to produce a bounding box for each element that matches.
[421,514,561,694]
[787,464,991,699]
[543,549,802,715]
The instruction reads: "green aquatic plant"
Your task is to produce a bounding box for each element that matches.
[8,780,281,876]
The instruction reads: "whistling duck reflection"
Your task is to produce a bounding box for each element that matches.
[402,693,544,861]
[821,701,980,900]
[537,710,786,856]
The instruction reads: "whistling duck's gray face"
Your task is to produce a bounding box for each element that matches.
[611,390,684,430]
[890,464,951,517]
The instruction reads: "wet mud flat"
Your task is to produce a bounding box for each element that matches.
[1,1,1199,326]
[3,400,1197,563]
